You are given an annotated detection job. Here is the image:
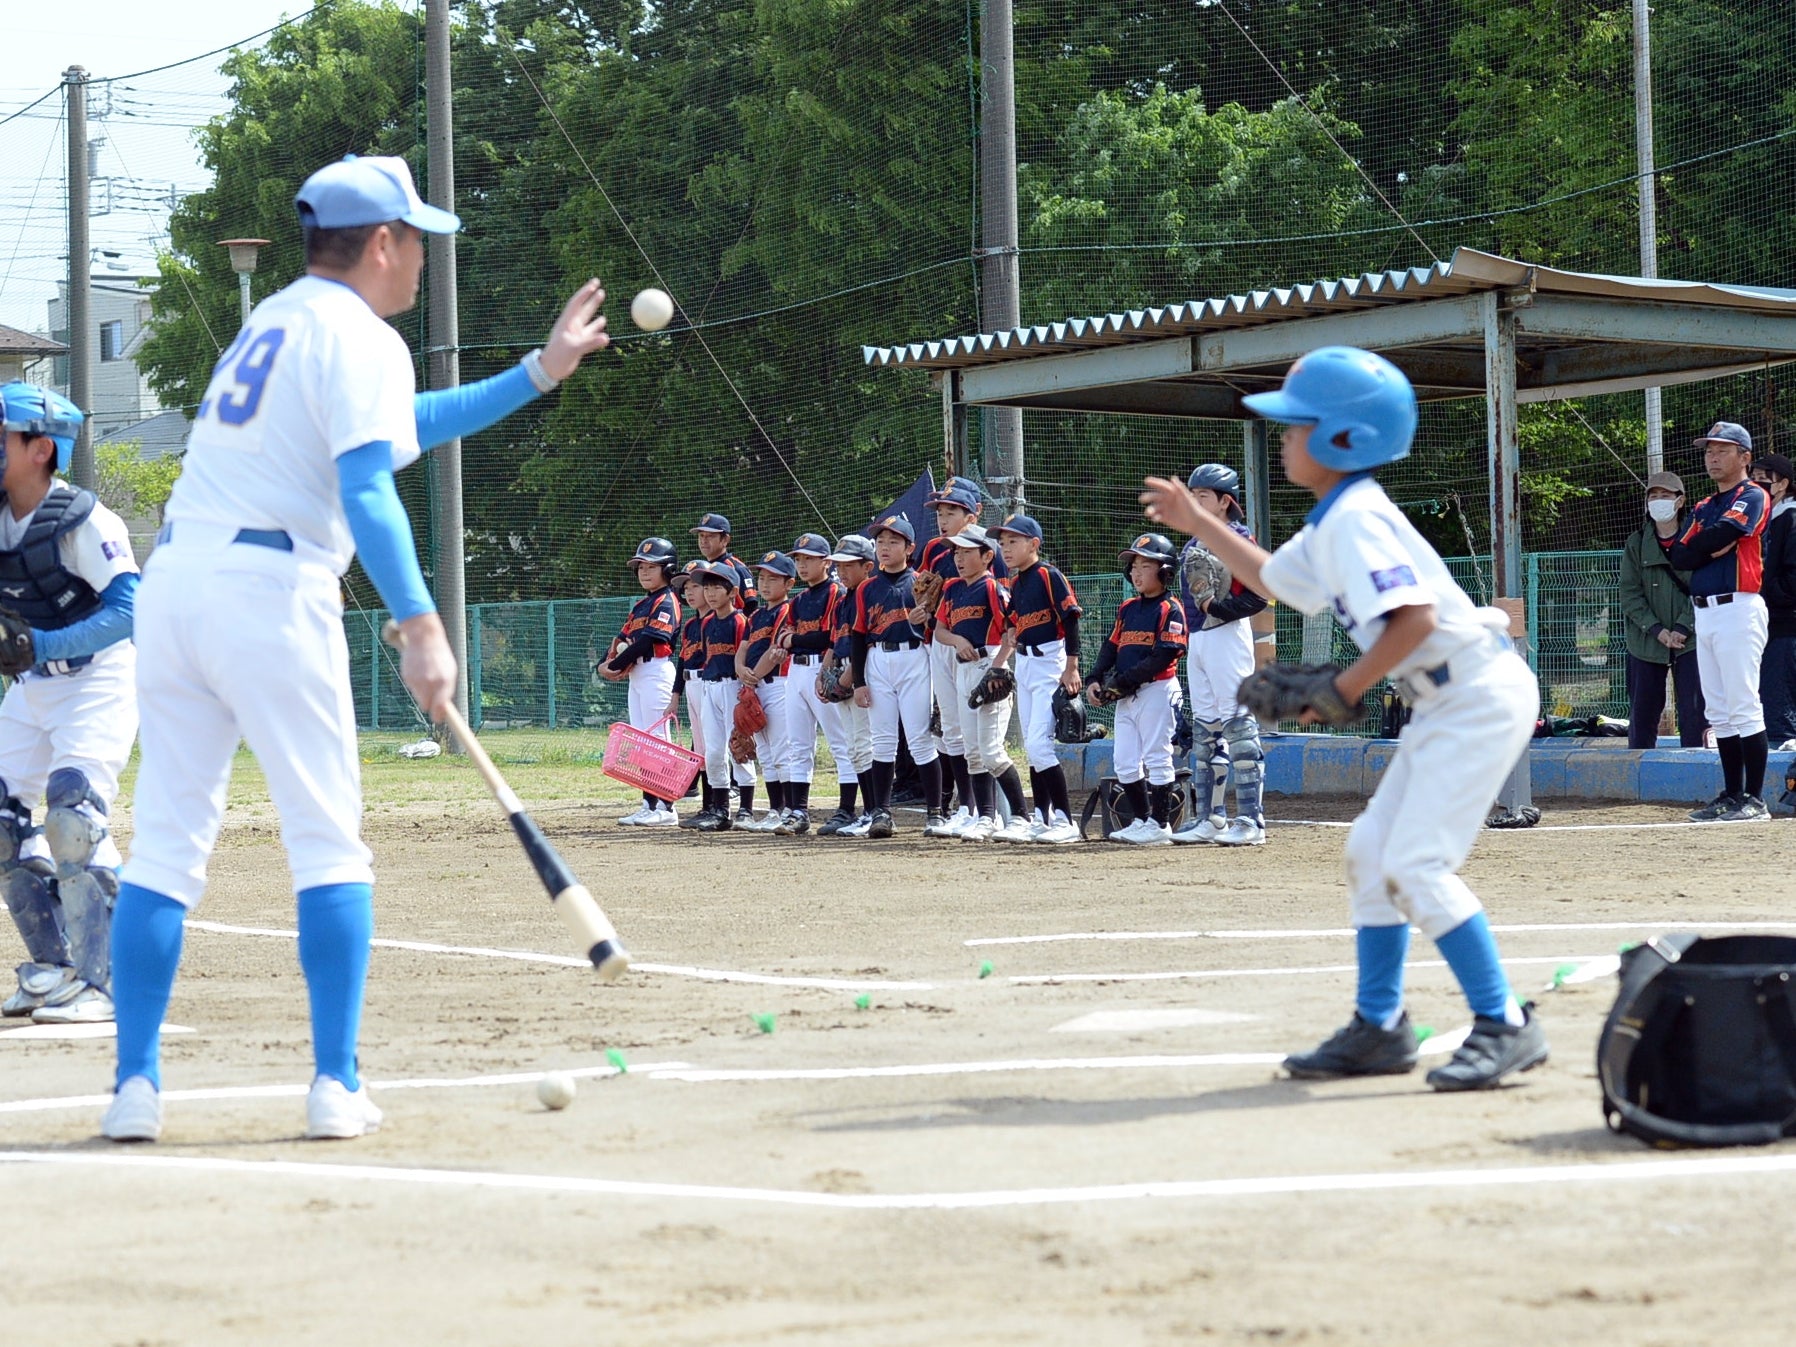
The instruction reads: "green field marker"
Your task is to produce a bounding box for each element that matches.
[854,994,871,1010]
[605,1048,628,1074]
[753,1013,777,1034]
[978,960,994,979]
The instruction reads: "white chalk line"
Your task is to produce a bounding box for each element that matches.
[186,921,932,992]
[1270,818,1718,833]
[6,1148,1796,1210]
[967,919,1796,949]
[1006,952,1618,986]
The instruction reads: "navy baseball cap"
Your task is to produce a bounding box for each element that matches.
[1694,421,1752,451]
[295,155,460,233]
[829,535,876,563]
[789,532,833,557]
[871,513,916,545]
[947,523,995,552]
[691,512,732,535]
[670,559,705,587]
[930,483,981,512]
[754,550,798,579]
[1753,453,1794,483]
[993,513,1042,541]
[693,560,738,588]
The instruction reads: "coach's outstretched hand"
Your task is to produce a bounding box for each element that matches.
[398,612,458,722]
[540,279,611,381]
[1140,476,1205,538]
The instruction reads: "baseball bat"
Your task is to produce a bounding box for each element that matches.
[382,621,630,983]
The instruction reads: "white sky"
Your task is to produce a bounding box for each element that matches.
[1,2,337,333]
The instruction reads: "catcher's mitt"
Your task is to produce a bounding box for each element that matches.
[734,686,768,735]
[816,663,852,703]
[1237,663,1361,727]
[0,606,34,678]
[911,567,946,616]
[728,728,757,764]
[1052,686,1088,743]
[966,665,1015,709]
[1180,540,1230,622]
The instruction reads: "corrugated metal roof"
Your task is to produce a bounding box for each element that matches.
[863,248,1796,372]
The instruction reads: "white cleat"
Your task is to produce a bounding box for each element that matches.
[929,807,973,838]
[837,813,874,838]
[306,1076,384,1140]
[101,1075,163,1143]
[1171,814,1227,845]
[1214,817,1267,847]
[961,815,999,842]
[3,963,78,1017]
[1036,819,1082,844]
[989,813,1039,843]
[32,984,114,1025]
[1114,818,1173,846]
[617,804,652,826]
[637,805,678,827]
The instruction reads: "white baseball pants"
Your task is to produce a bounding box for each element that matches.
[785,658,858,784]
[949,653,1013,775]
[867,645,936,764]
[1186,619,1254,722]
[125,533,371,907]
[1345,644,1537,938]
[626,655,676,733]
[928,640,960,755]
[1014,642,1067,771]
[749,675,789,782]
[844,699,873,776]
[1694,594,1768,738]
[692,678,757,789]
[1112,677,1176,786]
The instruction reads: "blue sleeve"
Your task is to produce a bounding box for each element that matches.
[413,362,542,452]
[337,441,436,622]
[31,572,137,663]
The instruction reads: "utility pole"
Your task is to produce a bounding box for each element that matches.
[65,66,93,489]
[426,0,469,724]
[1634,0,1663,474]
[979,0,1024,516]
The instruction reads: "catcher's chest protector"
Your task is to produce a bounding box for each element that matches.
[1598,933,1796,1146]
[0,485,104,629]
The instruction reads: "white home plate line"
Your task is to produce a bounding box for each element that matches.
[6,1148,1796,1210]
[0,1062,694,1117]
[0,1022,195,1043]
[1270,818,1715,833]
[186,920,933,992]
[966,918,1796,949]
[1007,952,1616,986]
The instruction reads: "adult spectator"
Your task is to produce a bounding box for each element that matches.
[1666,422,1771,822]
[1752,452,1796,747]
[1619,470,1705,750]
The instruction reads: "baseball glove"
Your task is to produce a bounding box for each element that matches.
[1085,675,1123,707]
[816,663,852,703]
[966,665,1015,709]
[729,728,757,764]
[1237,663,1362,727]
[0,606,34,677]
[734,686,768,735]
[1181,540,1230,619]
[911,567,945,616]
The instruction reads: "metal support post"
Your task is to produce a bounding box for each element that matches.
[1242,419,1271,544]
[1633,0,1663,473]
[978,0,1024,515]
[64,67,93,488]
[1483,293,1523,599]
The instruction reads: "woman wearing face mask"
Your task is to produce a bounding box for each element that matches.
[1750,452,1796,747]
[1618,470,1707,749]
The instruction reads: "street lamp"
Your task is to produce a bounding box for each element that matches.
[218,238,271,330]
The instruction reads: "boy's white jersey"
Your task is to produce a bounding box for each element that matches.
[1258,475,1509,678]
[167,275,422,576]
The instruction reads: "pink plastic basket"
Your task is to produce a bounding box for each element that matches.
[602,712,702,799]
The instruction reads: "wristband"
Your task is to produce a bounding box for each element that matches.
[522,347,560,394]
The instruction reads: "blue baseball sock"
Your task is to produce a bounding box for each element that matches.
[111,883,187,1091]
[1435,912,1517,1022]
[1355,923,1410,1028]
[297,882,374,1091]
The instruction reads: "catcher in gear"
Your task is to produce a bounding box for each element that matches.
[1141,345,1548,1093]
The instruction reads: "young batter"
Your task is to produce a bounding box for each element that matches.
[736,552,796,832]
[780,533,856,836]
[0,384,140,1025]
[599,537,681,827]
[1142,345,1549,1091]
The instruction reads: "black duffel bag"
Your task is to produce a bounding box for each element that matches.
[1598,933,1796,1147]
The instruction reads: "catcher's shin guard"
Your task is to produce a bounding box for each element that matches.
[1222,713,1265,821]
[1198,718,1228,821]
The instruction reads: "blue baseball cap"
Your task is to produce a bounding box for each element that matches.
[691,512,732,535]
[693,560,738,588]
[829,535,876,563]
[1694,421,1752,452]
[295,155,460,234]
[754,550,798,579]
[871,513,916,545]
[947,524,995,552]
[789,532,833,557]
[930,483,981,513]
[993,513,1043,541]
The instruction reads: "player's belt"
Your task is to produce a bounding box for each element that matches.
[789,651,825,665]
[876,638,922,651]
[1018,639,1063,655]
[156,522,293,552]
[1693,593,1736,608]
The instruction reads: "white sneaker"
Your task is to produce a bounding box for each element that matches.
[1036,818,1082,844]
[928,806,971,838]
[838,813,873,838]
[638,805,678,827]
[990,813,1038,843]
[618,804,652,826]
[32,984,114,1024]
[1172,814,1227,845]
[306,1076,384,1140]
[1215,817,1267,847]
[962,814,999,841]
[1115,819,1172,845]
[101,1075,162,1143]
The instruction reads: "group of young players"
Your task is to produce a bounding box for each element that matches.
[597,466,1274,848]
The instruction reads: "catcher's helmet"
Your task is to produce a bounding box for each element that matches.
[1242,346,1417,472]
[628,537,678,580]
[0,382,83,473]
[1052,685,1088,744]
[1185,463,1244,519]
[1119,532,1178,584]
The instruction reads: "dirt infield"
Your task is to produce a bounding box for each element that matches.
[2,752,1790,1343]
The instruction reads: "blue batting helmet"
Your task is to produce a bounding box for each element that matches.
[0,382,83,473]
[1241,346,1417,472]
[1185,463,1244,518]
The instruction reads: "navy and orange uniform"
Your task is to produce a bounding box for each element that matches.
[787,577,844,657]
[831,578,861,665]
[850,569,922,680]
[699,610,749,681]
[1665,479,1771,597]
[1005,560,1082,652]
[937,573,1008,655]
[741,596,792,678]
[606,586,680,673]
[1089,593,1188,693]
[714,551,759,612]
[673,607,705,696]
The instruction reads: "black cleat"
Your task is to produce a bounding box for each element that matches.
[690,809,727,833]
[776,809,810,836]
[867,808,895,839]
[1426,1003,1549,1091]
[1688,793,1739,822]
[1284,1012,1420,1079]
[816,808,855,837]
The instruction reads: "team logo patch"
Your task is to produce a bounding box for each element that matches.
[101,540,126,560]
[1134,535,1152,549]
[1371,565,1418,593]
[638,542,652,554]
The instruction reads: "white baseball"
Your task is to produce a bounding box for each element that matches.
[630,288,675,331]
[537,1072,577,1110]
